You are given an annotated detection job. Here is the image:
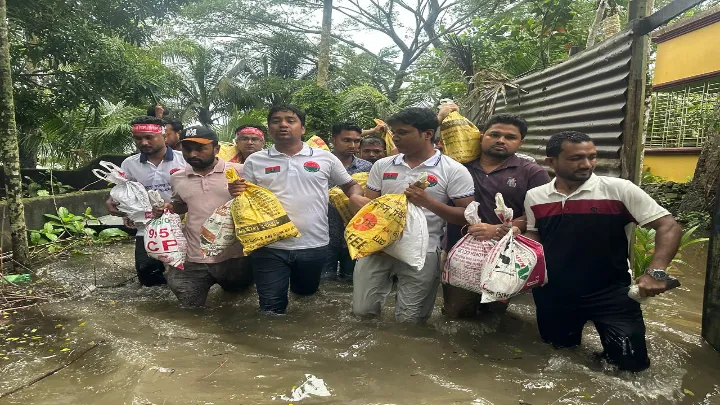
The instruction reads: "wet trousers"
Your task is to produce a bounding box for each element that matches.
[166,257,253,307]
[134,236,167,286]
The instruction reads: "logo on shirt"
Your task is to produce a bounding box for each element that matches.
[169,168,181,175]
[507,177,517,188]
[426,174,438,187]
[383,172,399,180]
[303,161,320,173]
[265,165,281,174]
[352,212,377,231]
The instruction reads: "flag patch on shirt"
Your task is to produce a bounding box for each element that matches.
[303,161,320,172]
[383,172,399,180]
[427,174,438,187]
[265,165,281,174]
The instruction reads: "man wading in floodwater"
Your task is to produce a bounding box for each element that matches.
[106,116,185,287]
[153,126,253,307]
[441,108,551,318]
[229,106,366,314]
[524,131,682,372]
[323,122,372,281]
[352,107,475,323]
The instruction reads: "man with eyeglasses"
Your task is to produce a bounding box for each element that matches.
[219,125,267,163]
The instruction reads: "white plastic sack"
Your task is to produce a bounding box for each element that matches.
[144,190,187,269]
[479,193,547,303]
[200,199,236,257]
[382,174,429,271]
[441,201,495,293]
[92,161,152,223]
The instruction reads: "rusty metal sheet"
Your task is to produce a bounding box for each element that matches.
[496,29,634,177]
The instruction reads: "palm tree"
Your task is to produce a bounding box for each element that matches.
[158,38,248,126]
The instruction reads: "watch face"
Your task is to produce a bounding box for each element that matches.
[651,269,668,279]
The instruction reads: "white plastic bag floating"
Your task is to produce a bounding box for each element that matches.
[200,199,236,257]
[479,193,547,303]
[92,160,152,223]
[442,201,495,293]
[382,173,430,270]
[144,190,187,269]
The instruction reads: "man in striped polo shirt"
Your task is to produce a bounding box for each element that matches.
[524,131,682,372]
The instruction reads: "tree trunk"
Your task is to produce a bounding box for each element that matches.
[316,0,332,89]
[0,0,29,265]
[678,127,720,215]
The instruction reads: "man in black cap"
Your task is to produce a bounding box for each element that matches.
[154,125,253,307]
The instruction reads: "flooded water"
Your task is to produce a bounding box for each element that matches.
[1,241,718,404]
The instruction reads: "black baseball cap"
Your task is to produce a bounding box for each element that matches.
[180,125,218,144]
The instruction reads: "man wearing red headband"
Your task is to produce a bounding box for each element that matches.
[105,116,186,287]
[218,125,267,164]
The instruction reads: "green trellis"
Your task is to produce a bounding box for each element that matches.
[647,80,720,149]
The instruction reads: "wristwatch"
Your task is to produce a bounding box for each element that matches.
[646,268,681,289]
[646,268,670,280]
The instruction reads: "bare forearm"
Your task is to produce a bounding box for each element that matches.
[513,216,528,233]
[341,182,364,198]
[426,199,466,225]
[524,230,540,242]
[649,220,682,269]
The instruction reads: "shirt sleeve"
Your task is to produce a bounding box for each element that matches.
[522,165,551,215]
[622,180,670,226]
[524,193,538,232]
[170,175,184,205]
[366,162,383,193]
[242,160,256,183]
[329,153,353,187]
[447,164,475,200]
[119,158,137,181]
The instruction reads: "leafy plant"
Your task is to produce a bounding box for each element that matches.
[675,211,712,230]
[29,207,129,251]
[641,168,665,184]
[22,176,75,198]
[633,225,709,278]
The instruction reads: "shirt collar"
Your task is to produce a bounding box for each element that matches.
[268,144,314,157]
[392,150,442,167]
[469,154,523,173]
[547,173,599,197]
[140,146,174,163]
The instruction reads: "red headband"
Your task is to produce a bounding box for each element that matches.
[132,124,164,134]
[236,127,264,139]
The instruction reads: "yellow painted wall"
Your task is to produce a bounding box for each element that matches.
[654,22,720,86]
[643,154,700,182]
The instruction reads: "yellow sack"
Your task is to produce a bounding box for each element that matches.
[345,194,407,260]
[218,142,241,162]
[374,119,396,156]
[226,169,300,255]
[306,135,330,152]
[329,172,369,225]
[440,111,481,163]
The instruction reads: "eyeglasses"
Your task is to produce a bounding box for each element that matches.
[237,137,263,143]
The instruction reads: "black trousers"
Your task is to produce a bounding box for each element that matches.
[533,285,650,372]
[134,236,167,286]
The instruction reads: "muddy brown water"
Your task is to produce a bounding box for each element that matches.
[1,241,718,405]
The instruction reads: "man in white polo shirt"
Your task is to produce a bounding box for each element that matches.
[232,105,366,314]
[105,116,185,286]
[352,107,475,323]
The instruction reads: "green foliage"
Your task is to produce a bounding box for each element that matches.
[338,86,398,130]
[641,169,666,184]
[291,84,340,141]
[29,207,129,251]
[214,108,269,142]
[22,176,74,198]
[633,225,708,279]
[675,211,712,230]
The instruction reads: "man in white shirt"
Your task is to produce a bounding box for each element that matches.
[229,106,366,314]
[352,107,475,323]
[105,116,185,286]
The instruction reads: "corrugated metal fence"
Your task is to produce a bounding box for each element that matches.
[495,29,635,177]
